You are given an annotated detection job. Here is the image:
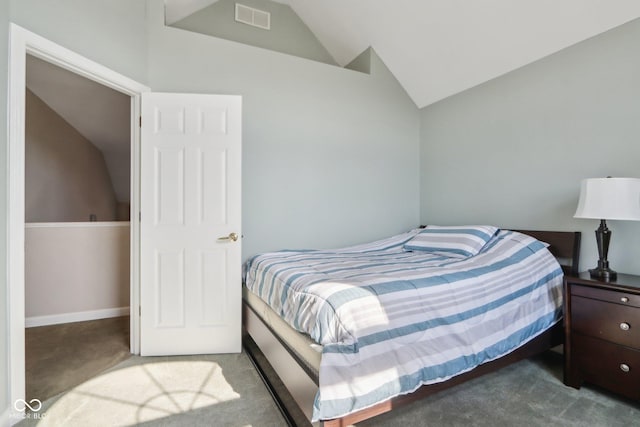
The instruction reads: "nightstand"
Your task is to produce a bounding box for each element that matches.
[564,272,640,401]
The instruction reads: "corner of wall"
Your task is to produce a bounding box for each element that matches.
[344,47,372,74]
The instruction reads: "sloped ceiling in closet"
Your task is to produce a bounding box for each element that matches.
[26,55,131,203]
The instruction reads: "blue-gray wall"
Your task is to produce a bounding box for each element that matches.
[148,2,420,258]
[420,18,640,275]
[9,0,148,83]
[172,0,336,65]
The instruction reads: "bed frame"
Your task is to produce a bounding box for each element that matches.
[243,229,581,426]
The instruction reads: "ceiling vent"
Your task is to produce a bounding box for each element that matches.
[235,3,271,30]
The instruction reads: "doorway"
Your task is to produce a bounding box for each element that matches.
[8,24,149,411]
[24,53,133,403]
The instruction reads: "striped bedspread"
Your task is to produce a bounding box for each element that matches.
[243,229,564,421]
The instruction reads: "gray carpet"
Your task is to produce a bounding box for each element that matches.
[359,352,640,427]
[20,335,640,426]
[25,316,131,403]
[18,352,286,427]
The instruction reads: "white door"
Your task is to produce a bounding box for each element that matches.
[140,93,242,356]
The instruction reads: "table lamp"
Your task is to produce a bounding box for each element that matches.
[574,177,640,281]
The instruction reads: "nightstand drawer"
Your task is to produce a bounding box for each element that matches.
[571,284,640,308]
[572,334,640,400]
[572,296,640,348]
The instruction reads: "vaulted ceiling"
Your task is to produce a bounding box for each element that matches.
[25,1,640,205]
[165,0,640,108]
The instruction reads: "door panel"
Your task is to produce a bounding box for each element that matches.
[156,249,185,328]
[140,93,241,356]
[200,249,227,326]
[198,148,228,225]
[155,148,185,225]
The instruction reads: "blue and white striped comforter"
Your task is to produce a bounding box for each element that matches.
[244,229,564,421]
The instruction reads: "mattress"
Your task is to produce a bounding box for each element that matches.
[243,286,322,375]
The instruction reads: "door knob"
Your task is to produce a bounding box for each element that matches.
[218,232,238,242]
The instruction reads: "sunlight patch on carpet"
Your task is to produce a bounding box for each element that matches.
[38,360,240,426]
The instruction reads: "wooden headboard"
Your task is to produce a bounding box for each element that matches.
[418,226,581,275]
[516,230,581,275]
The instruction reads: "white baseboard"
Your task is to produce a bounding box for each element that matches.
[25,307,130,328]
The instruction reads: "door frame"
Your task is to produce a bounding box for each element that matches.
[7,24,149,411]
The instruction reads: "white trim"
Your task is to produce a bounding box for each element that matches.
[7,24,149,417]
[8,25,27,425]
[129,89,142,357]
[25,307,130,328]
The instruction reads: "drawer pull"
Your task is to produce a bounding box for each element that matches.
[620,322,631,331]
[620,297,629,303]
[620,363,630,373]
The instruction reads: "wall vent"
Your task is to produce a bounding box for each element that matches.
[235,3,271,30]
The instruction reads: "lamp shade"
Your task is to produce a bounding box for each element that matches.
[574,177,640,221]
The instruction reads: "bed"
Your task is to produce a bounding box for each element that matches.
[242,227,581,426]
